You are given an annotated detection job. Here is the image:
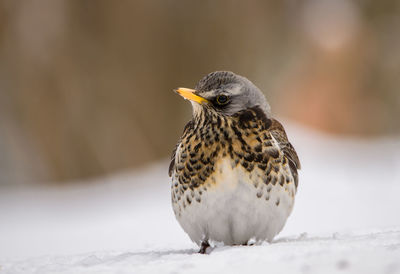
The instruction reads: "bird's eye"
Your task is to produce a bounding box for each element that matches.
[216,95,229,105]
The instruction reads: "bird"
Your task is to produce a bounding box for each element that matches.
[169,71,300,254]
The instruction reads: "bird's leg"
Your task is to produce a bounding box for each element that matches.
[198,240,210,254]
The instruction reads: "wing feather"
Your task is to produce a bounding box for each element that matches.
[168,120,194,177]
[269,119,301,187]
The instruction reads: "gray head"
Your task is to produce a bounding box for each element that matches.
[176,71,271,118]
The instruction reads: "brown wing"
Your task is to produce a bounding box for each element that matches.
[168,141,179,177]
[168,120,194,177]
[269,119,301,187]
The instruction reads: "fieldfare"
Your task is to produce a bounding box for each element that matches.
[169,71,300,254]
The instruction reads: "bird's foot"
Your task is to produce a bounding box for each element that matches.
[198,240,211,254]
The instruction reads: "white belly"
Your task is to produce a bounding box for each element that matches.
[172,158,295,246]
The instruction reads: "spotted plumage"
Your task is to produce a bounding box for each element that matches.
[169,71,300,253]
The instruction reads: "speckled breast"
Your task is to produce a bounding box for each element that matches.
[170,108,297,244]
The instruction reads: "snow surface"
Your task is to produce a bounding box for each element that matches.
[1,123,400,274]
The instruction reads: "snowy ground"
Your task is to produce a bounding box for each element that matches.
[1,123,400,274]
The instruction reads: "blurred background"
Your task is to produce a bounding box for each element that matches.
[0,0,399,186]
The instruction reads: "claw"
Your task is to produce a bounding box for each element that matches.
[198,240,210,254]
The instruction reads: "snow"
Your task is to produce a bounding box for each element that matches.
[1,122,400,274]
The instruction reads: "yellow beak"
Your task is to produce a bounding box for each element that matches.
[174,88,209,104]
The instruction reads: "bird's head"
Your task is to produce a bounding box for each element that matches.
[175,71,271,118]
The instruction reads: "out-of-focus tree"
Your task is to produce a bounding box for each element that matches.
[0,0,399,185]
